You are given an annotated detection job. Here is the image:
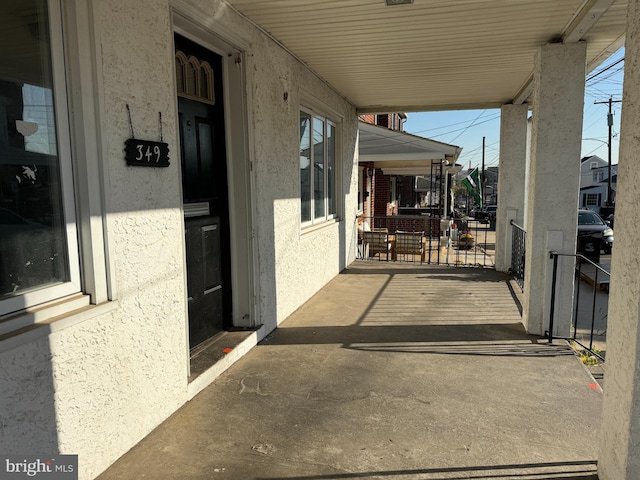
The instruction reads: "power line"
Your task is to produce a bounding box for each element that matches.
[448,110,487,143]
[588,66,624,86]
[586,57,624,82]
[408,113,500,135]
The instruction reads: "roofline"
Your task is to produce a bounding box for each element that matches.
[358,121,462,155]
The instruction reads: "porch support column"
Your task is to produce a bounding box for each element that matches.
[522,42,585,336]
[599,1,640,478]
[495,104,528,272]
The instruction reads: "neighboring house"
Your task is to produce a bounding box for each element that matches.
[485,166,499,205]
[580,155,607,188]
[580,172,618,211]
[579,155,618,211]
[357,115,462,221]
[359,113,407,132]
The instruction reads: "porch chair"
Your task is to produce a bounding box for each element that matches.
[362,230,390,261]
[394,231,424,263]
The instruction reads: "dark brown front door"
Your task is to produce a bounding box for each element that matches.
[176,34,232,350]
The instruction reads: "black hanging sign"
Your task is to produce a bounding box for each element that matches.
[124,105,170,167]
[125,139,170,167]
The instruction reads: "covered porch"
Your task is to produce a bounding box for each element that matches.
[98,262,601,479]
[216,2,638,476]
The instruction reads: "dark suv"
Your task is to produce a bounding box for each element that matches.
[577,209,613,256]
[474,205,497,224]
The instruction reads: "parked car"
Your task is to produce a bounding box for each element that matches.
[485,205,497,222]
[577,208,613,256]
[474,205,497,224]
[598,205,615,229]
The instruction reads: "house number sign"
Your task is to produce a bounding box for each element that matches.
[125,139,170,167]
[124,105,170,167]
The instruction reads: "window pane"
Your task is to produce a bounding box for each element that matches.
[313,117,325,219]
[185,60,197,96]
[175,61,184,94]
[0,0,69,298]
[299,112,311,222]
[327,123,335,215]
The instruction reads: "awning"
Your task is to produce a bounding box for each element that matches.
[358,121,462,176]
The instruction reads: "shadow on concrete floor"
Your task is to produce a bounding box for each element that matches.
[97,263,601,480]
[256,459,598,479]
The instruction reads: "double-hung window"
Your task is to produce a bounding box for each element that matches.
[299,108,338,225]
[585,193,600,207]
[0,0,81,317]
[592,170,604,183]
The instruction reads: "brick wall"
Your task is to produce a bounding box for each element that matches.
[359,114,375,124]
[368,215,441,236]
[373,169,389,217]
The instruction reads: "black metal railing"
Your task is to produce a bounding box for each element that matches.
[510,220,526,291]
[356,214,495,267]
[548,251,609,363]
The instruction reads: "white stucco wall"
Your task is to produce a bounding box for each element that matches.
[523,42,585,337]
[598,2,640,478]
[239,9,358,327]
[495,104,528,272]
[0,1,358,479]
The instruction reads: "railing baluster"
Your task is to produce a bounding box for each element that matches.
[548,252,559,343]
[546,251,609,363]
[358,214,500,269]
[590,268,598,352]
[510,220,526,291]
[573,260,582,341]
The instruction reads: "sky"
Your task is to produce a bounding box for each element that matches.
[403,47,625,171]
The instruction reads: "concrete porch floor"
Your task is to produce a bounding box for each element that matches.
[98,262,601,480]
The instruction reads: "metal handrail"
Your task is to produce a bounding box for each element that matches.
[510,219,526,232]
[355,214,495,267]
[548,250,609,363]
[509,220,526,291]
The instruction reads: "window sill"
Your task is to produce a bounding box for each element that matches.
[0,295,118,354]
[301,217,341,235]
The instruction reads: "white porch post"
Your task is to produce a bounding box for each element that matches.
[522,43,585,337]
[598,1,640,478]
[495,104,528,273]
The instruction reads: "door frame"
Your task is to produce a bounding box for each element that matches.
[171,9,258,373]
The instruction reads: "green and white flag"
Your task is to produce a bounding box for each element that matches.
[461,167,482,208]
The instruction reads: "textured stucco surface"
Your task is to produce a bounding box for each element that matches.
[524,42,585,336]
[0,337,59,454]
[0,1,358,479]
[598,1,640,478]
[246,18,358,327]
[496,104,528,272]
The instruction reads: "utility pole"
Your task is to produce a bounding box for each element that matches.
[481,136,486,207]
[595,97,622,206]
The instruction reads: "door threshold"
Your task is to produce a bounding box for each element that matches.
[188,327,260,382]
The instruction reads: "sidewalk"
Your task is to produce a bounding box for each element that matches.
[98,263,601,480]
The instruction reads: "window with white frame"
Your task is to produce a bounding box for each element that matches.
[585,193,600,206]
[592,170,604,183]
[0,0,82,317]
[299,108,338,225]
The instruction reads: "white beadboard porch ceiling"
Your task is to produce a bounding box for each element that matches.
[224,0,628,113]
